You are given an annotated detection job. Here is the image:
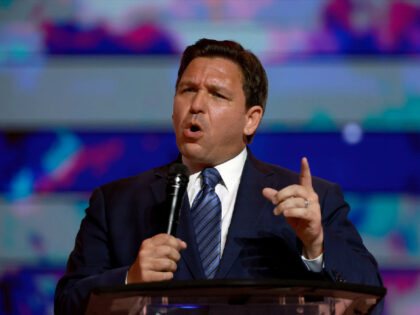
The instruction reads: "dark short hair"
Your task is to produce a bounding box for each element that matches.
[176,38,268,113]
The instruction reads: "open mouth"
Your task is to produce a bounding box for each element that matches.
[184,122,203,138]
[190,125,200,132]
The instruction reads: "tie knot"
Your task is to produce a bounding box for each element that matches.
[201,168,221,189]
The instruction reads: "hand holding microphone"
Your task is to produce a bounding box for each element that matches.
[127,163,189,283]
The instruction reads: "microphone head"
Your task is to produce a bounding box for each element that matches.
[168,163,190,179]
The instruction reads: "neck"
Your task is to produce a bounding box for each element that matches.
[182,159,213,175]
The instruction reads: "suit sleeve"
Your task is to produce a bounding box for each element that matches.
[54,187,130,315]
[320,183,383,287]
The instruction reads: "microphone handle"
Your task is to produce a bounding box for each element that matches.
[166,182,182,236]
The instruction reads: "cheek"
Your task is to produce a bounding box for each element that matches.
[172,103,183,125]
[213,110,245,136]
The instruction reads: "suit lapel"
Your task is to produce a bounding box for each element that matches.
[216,151,274,278]
[150,175,167,205]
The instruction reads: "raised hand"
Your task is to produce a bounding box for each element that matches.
[262,157,323,258]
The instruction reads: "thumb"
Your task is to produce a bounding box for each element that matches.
[177,239,187,251]
[300,157,313,188]
[262,187,278,204]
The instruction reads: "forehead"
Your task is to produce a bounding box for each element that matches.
[180,57,244,85]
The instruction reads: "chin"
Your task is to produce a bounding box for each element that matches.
[179,144,213,166]
[179,143,205,159]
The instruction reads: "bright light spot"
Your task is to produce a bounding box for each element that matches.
[342,122,363,145]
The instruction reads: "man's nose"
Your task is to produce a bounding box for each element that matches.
[190,90,206,113]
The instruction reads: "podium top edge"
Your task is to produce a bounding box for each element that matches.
[91,279,386,298]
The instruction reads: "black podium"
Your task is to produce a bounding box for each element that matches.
[86,279,385,315]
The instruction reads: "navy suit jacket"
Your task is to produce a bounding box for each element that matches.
[54,150,383,314]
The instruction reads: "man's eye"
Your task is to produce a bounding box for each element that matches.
[214,92,226,99]
[179,87,193,93]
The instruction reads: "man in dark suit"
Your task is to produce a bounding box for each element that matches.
[55,39,383,314]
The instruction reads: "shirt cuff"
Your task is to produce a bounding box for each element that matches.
[301,253,324,273]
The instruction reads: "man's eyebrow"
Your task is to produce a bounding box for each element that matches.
[177,80,233,97]
[177,80,196,88]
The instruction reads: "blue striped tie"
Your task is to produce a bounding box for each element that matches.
[191,168,222,279]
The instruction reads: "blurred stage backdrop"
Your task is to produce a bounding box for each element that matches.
[1,0,420,314]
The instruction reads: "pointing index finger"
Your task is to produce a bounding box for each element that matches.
[300,157,313,189]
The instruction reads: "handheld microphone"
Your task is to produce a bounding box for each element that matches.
[166,163,190,236]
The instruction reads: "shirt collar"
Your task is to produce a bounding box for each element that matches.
[214,147,247,191]
[188,147,247,191]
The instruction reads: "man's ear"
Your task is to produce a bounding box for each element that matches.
[243,105,263,137]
